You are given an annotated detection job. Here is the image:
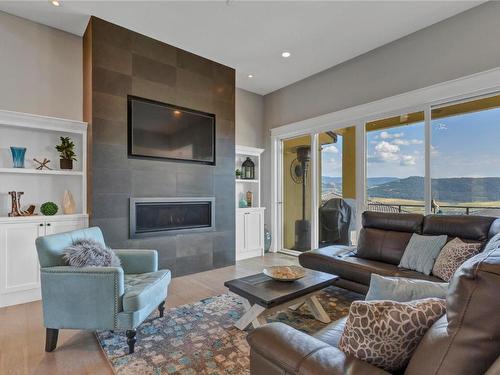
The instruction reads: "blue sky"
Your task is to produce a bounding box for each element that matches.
[322,107,500,179]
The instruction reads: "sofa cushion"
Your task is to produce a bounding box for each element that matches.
[399,233,447,275]
[300,249,443,287]
[432,237,482,282]
[362,211,424,233]
[365,274,448,302]
[405,233,500,375]
[423,214,495,242]
[339,298,446,372]
[301,252,400,285]
[122,270,171,311]
[313,317,347,347]
[356,212,424,265]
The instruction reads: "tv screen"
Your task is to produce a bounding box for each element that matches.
[128,96,216,165]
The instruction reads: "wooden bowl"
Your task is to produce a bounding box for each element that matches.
[263,265,306,281]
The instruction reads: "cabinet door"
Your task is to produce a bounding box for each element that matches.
[0,222,43,295]
[244,212,263,250]
[235,213,246,251]
[44,219,87,236]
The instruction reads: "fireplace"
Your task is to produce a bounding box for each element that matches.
[130,197,215,238]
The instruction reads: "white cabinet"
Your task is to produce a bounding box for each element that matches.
[236,208,265,261]
[0,215,88,307]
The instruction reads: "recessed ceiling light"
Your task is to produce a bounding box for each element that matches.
[51,0,60,6]
[247,74,254,78]
[281,51,291,58]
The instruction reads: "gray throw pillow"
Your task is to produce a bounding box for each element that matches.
[62,239,121,267]
[399,233,447,275]
[366,274,448,302]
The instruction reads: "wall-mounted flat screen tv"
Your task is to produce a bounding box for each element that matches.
[128,95,216,165]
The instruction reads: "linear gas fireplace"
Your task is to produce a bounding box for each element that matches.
[130,197,215,238]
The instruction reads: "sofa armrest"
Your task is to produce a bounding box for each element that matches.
[114,249,158,274]
[40,266,124,330]
[247,323,389,375]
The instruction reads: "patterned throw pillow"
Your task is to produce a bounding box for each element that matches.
[432,237,482,282]
[338,298,446,372]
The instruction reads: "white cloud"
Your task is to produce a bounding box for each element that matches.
[379,131,404,140]
[322,144,339,153]
[435,122,448,130]
[372,141,400,162]
[393,139,410,146]
[379,131,391,139]
[400,155,416,166]
[410,139,423,145]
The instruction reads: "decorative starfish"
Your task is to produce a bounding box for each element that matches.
[33,158,52,170]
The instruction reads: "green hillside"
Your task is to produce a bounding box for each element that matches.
[368,176,500,202]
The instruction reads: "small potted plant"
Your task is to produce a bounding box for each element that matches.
[55,136,77,170]
[235,169,242,179]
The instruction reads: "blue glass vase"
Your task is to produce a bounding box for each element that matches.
[10,147,26,168]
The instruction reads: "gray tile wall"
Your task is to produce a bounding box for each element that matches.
[84,17,235,276]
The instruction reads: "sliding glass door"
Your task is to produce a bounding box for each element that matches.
[318,126,357,247]
[281,135,312,252]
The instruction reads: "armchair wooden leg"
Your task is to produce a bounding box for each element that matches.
[158,301,165,318]
[45,328,59,352]
[126,330,136,354]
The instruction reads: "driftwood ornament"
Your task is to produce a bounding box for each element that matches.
[33,158,52,170]
[8,191,36,217]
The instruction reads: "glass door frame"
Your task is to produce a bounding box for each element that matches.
[270,85,500,254]
[272,121,361,254]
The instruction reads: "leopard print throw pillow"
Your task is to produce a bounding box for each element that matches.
[339,298,446,372]
[432,237,482,282]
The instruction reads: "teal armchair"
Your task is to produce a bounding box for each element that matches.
[35,227,171,354]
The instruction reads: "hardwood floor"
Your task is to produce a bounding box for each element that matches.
[0,253,298,375]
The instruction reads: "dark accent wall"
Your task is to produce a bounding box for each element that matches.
[83,17,235,276]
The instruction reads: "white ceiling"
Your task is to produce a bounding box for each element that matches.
[0,1,483,95]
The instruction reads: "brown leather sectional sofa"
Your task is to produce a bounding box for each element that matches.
[247,213,500,375]
[299,212,500,293]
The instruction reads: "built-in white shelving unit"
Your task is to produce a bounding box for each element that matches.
[235,145,265,261]
[0,109,89,307]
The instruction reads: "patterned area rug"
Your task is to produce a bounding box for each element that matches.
[96,286,363,375]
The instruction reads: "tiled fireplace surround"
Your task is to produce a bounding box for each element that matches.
[83,17,236,276]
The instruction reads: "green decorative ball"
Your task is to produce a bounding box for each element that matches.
[40,202,58,216]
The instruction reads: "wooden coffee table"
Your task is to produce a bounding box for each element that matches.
[224,269,338,330]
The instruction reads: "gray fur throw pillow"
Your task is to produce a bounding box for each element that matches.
[62,239,121,267]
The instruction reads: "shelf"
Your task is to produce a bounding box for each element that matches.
[237,207,266,211]
[0,168,83,176]
[236,179,259,183]
[0,213,89,224]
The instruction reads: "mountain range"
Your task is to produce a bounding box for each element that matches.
[323,176,500,202]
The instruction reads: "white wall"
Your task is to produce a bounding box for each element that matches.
[235,88,265,148]
[0,11,82,120]
[261,1,500,227]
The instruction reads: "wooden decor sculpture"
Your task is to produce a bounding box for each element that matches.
[8,191,36,217]
[33,158,52,170]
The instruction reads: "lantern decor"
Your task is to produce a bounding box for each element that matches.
[241,157,255,179]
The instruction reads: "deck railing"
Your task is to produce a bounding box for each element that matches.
[367,202,500,215]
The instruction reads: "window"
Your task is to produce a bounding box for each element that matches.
[318,126,356,247]
[431,94,500,216]
[366,111,425,214]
